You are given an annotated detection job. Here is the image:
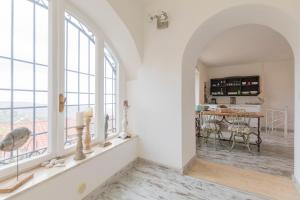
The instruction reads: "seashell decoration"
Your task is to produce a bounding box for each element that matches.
[0,127,31,152]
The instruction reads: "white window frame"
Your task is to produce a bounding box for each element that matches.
[104,46,120,135]
[0,0,121,180]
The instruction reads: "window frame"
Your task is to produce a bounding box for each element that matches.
[0,0,52,175]
[104,47,119,134]
[0,0,121,180]
[63,11,97,149]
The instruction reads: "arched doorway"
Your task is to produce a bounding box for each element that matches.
[181,3,300,181]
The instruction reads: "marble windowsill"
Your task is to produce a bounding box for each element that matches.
[0,136,136,200]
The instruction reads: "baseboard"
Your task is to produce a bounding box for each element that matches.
[182,155,197,175]
[292,175,300,195]
[137,157,182,174]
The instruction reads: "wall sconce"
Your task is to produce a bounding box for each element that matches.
[149,11,169,29]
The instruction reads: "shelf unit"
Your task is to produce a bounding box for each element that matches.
[210,76,260,96]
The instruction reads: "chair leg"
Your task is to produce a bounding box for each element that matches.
[245,134,251,152]
[214,132,217,146]
[206,131,210,143]
[230,134,236,151]
[229,131,233,144]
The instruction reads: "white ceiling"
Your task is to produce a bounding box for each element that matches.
[199,24,293,67]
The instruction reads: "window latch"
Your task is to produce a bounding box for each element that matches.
[59,94,66,113]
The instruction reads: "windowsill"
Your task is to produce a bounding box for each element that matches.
[0,136,137,200]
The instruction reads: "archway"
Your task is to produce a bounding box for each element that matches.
[181,3,300,180]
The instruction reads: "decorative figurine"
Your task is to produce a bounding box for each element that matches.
[0,127,33,193]
[41,158,66,168]
[119,100,130,139]
[74,112,86,161]
[103,114,112,147]
[84,108,93,154]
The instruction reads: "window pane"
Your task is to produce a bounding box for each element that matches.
[79,105,89,112]
[36,92,48,106]
[67,24,78,71]
[105,78,113,94]
[64,12,96,147]
[105,104,113,117]
[0,90,11,109]
[0,58,11,89]
[0,0,11,57]
[80,94,89,105]
[13,108,33,131]
[67,71,78,92]
[0,109,11,140]
[90,94,95,105]
[90,42,95,75]
[65,105,78,128]
[14,91,33,108]
[35,133,48,150]
[35,5,48,65]
[66,93,78,105]
[105,95,115,104]
[17,135,33,155]
[14,0,33,61]
[80,33,89,73]
[14,61,33,90]
[0,0,49,166]
[35,107,48,133]
[90,76,95,93]
[105,61,113,78]
[80,74,89,93]
[65,105,78,147]
[35,65,48,91]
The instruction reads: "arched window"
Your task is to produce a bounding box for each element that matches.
[0,0,49,165]
[64,12,96,148]
[104,48,118,134]
[0,1,122,171]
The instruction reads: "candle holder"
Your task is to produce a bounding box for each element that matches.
[74,126,86,161]
[84,114,93,154]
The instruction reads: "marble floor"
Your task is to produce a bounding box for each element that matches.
[197,131,294,177]
[85,160,269,200]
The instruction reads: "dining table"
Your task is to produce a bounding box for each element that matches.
[196,110,265,152]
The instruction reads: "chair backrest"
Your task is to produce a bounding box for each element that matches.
[200,114,219,130]
[230,111,251,132]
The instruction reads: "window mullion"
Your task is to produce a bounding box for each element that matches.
[10,0,15,160]
[48,0,65,157]
[33,0,36,152]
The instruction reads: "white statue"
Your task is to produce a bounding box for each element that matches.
[119,100,130,139]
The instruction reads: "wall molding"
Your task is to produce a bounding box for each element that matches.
[182,155,197,175]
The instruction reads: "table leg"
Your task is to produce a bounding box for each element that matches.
[196,113,201,138]
[257,117,262,152]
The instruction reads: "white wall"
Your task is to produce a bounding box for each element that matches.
[204,60,294,130]
[197,61,209,104]
[10,139,138,200]
[195,68,200,105]
[126,0,300,176]
[107,0,144,58]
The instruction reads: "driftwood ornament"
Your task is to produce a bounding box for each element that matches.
[0,127,31,152]
[0,127,33,193]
